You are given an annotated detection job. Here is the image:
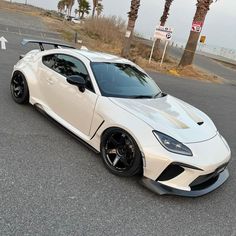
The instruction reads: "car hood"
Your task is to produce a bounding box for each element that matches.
[109,95,217,143]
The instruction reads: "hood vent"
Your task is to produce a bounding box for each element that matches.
[197,121,204,126]
[161,92,167,97]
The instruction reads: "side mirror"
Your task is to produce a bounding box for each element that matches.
[67,75,86,93]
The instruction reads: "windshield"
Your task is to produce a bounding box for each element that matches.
[91,62,161,98]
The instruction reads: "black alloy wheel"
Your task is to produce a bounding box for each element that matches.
[101,128,142,177]
[10,72,29,104]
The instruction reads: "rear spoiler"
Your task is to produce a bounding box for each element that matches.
[21,39,76,51]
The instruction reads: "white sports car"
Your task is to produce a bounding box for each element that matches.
[10,39,231,197]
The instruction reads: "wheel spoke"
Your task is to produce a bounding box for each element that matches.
[119,134,126,144]
[119,156,130,167]
[109,136,120,147]
[13,78,19,85]
[112,155,121,166]
[106,148,117,154]
[16,91,20,96]
[14,86,21,92]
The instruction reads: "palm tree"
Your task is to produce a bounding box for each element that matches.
[68,0,75,17]
[154,0,174,59]
[57,0,65,13]
[78,0,91,18]
[92,0,98,18]
[121,0,141,58]
[96,3,103,17]
[179,0,216,67]
[64,0,70,16]
[160,0,174,26]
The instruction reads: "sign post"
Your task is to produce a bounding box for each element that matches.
[160,41,168,67]
[149,26,173,65]
[149,39,156,64]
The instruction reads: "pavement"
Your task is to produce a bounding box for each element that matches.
[0,10,236,236]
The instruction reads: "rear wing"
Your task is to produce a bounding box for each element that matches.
[21,39,76,51]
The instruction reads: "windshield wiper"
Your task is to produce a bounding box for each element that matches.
[153,92,162,98]
[130,95,154,99]
[127,92,165,99]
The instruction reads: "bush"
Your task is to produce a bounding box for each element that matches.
[82,16,126,48]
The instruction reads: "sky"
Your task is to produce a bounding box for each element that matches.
[11,0,236,50]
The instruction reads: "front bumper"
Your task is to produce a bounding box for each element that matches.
[142,132,231,195]
[141,168,229,197]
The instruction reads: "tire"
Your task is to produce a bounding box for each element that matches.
[10,72,29,104]
[101,128,142,177]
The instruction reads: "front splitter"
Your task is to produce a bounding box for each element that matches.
[140,168,229,197]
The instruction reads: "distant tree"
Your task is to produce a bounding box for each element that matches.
[78,0,91,18]
[121,0,141,58]
[160,0,174,26]
[68,0,75,16]
[57,0,66,13]
[179,0,216,67]
[74,8,78,17]
[96,3,103,17]
[61,0,74,16]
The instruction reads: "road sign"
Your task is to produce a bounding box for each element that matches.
[149,26,173,65]
[154,26,173,41]
[0,36,8,50]
[200,35,206,44]
[191,21,203,33]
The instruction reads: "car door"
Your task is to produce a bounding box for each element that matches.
[40,53,98,137]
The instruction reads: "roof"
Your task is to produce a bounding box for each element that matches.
[74,49,131,63]
[21,39,131,63]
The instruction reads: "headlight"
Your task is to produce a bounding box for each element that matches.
[153,131,193,156]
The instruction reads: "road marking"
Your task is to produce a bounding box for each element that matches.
[0,30,60,41]
[0,36,8,50]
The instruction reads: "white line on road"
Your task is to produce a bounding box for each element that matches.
[0,36,8,50]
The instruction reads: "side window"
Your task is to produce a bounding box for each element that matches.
[42,54,57,69]
[54,54,94,92]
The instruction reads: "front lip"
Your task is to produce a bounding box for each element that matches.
[140,168,229,198]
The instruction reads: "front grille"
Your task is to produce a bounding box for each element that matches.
[157,164,184,181]
[190,163,228,190]
[190,175,219,191]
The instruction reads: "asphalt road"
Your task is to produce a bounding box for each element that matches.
[0,13,236,236]
[169,47,236,85]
